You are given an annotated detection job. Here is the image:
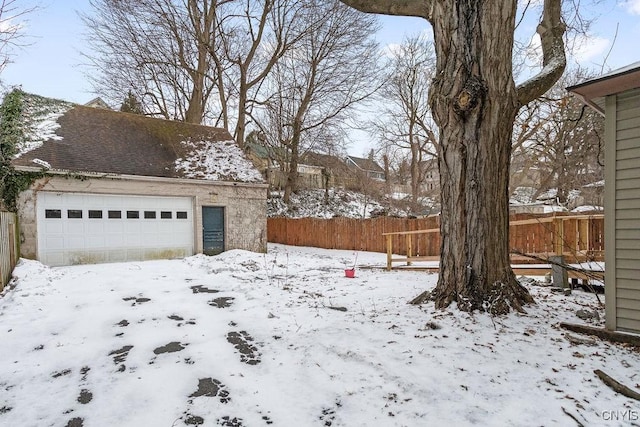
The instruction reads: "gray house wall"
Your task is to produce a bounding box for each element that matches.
[605,87,640,333]
[17,175,267,264]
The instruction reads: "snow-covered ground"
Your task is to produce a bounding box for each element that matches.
[268,189,391,218]
[1,244,638,427]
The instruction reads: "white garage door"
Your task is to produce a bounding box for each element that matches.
[37,192,194,266]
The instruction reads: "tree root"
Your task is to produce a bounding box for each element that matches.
[594,370,640,401]
[408,290,431,305]
[561,407,585,427]
[412,276,535,314]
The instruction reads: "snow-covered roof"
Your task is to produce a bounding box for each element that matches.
[175,139,263,182]
[8,92,263,184]
[13,93,72,158]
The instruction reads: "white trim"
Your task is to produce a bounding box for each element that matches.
[604,94,617,332]
[13,166,268,189]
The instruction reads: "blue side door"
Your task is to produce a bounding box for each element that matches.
[202,207,225,256]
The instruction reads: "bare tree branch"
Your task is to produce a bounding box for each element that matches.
[0,0,38,75]
[253,0,382,203]
[336,0,432,20]
[516,0,566,105]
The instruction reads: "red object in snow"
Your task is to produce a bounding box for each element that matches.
[344,268,355,278]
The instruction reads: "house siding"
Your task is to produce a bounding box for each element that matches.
[17,175,267,264]
[610,88,640,334]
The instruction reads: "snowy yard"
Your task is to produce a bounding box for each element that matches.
[0,244,638,427]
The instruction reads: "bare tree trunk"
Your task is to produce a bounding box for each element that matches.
[427,1,534,313]
[283,123,301,204]
[410,137,421,209]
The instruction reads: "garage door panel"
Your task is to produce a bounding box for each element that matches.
[67,237,86,249]
[105,222,124,233]
[106,235,124,246]
[86,236,106,248]
[87,222,105,234]
[45,237,65,250]
[140,222,158,233]
[67,222,85,233]
[43,223,64,234]
[38,192,194,266]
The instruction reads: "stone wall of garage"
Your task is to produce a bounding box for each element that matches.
[17,174,267,262]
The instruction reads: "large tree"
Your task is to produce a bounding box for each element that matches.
[83,0,224,124]
[373,34,437,210]
[338,0,566,313]
[83,0,312,145]
[511,69,604,205]
[254,0,381,203]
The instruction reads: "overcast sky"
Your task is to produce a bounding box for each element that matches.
[2,1,639,155]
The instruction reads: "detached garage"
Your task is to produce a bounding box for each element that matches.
[8,91,267,266]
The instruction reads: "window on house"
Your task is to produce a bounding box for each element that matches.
[88,210,103,219]
[45,209,62,219]
[176,211,188,219]
[108,210,122,219]
[161,211,172,219]
[144,211,156,219]
[67,209,82,219]
[127,210,139,219]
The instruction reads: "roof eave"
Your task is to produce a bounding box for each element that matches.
[567,66,640,114]
[13,166,268,188]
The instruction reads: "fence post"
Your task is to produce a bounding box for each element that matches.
[550,255,569,289]
[578,218,589,255]
[551,216,568,288]
[1,212,19,291]
[386,234,392,271]
[406,234,412,266]
[553,217,564,256]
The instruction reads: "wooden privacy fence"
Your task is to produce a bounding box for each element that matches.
[0,211,19,291]
[268,216,441,254]
[267,213,605,269]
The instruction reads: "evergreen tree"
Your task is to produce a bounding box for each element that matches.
[119,90,143,114]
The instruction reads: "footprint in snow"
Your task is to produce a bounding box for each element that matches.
[153,341,187,355]
[189,377,230,404]
[122,296,151,306]
[208,297,235,308]
[226,331,261,365]
[77,389,92,404]
[108,345,133,372]
[168,314,196,326]
[190,285,219,294]
[65,417,83,427]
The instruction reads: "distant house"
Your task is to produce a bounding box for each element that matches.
[300,151,354,189]
[245,142,356,190]
[568,61,640,335]
[8,92,267,267]
[419,158,439,193]
[345,155,385,181]
[84,97,112,109]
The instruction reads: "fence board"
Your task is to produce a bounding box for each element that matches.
[0,211,19,290]
[267,213,604,264]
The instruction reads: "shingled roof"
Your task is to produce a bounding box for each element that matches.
[10,92,263,183]
[346,155,384,174]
